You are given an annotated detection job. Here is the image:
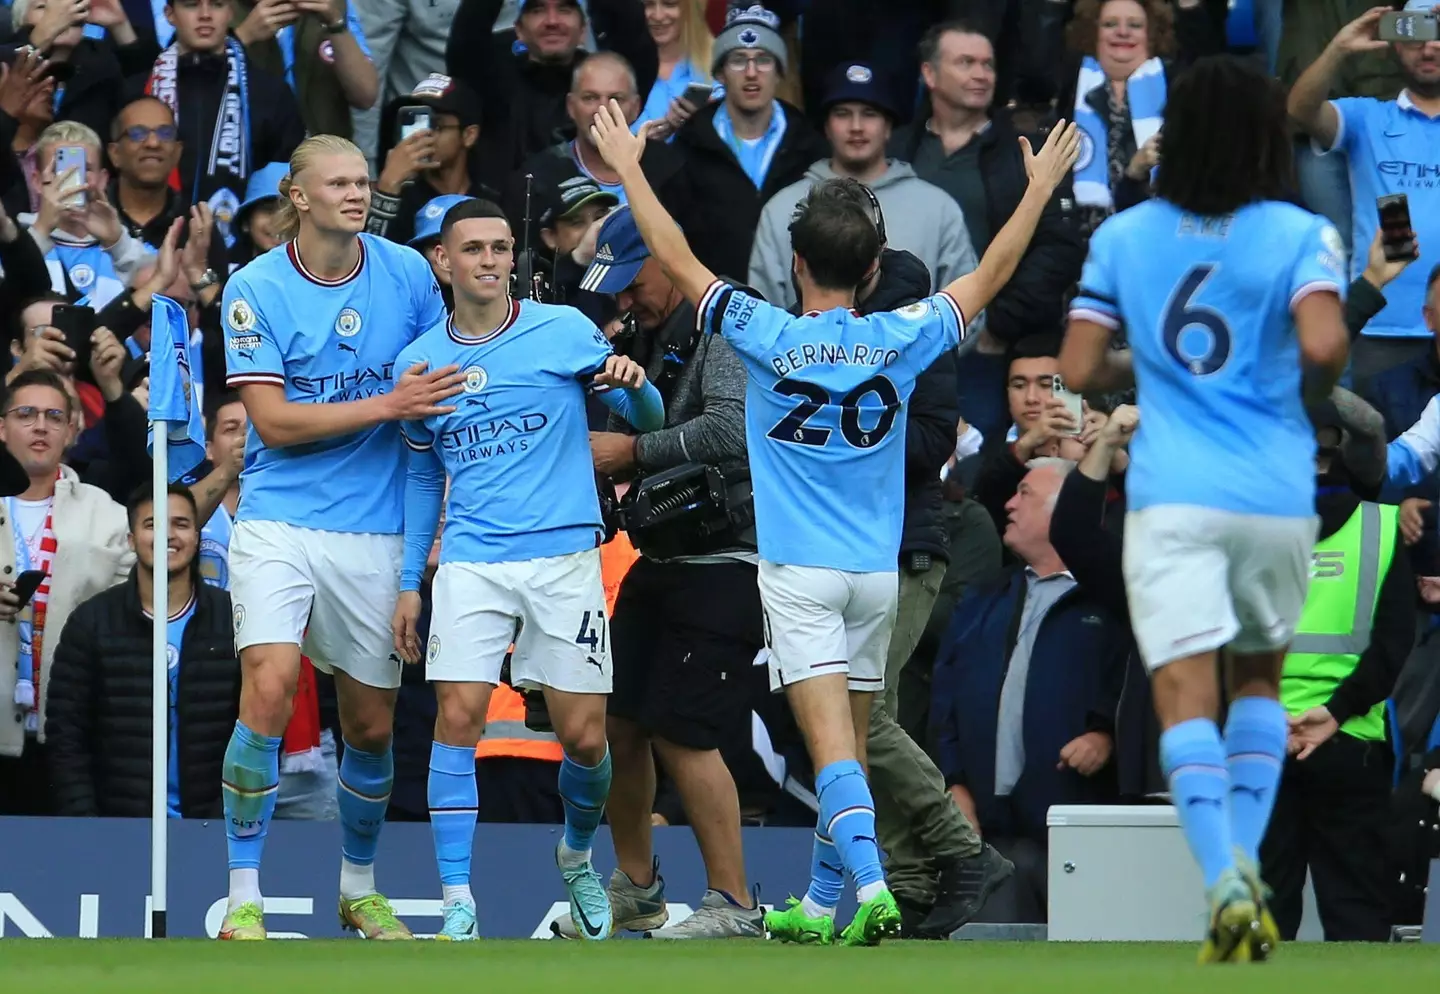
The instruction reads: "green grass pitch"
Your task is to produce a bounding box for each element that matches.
[1,939,1436,993]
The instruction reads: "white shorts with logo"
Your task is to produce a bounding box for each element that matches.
[1123,505,1318,671]
[229,520,405,689]
[758,561,898,693]
[426,548,611,694]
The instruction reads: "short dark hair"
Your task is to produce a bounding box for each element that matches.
[110,95,174,141]
[1007,333,1061,371]
[2,369,73,416]
[440,198,511,243]
[918,19,990,65]
[204,389,243,442]
[126,481,199,532]
[1155,55,1292,217]
[788,179,881,292]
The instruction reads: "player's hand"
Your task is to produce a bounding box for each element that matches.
[948,784,981,837]
[1019,119,1080,197]
[590,431,637,475]
[1058,731,1112,776]
[1330,6,1391,57]
[391,590,423,664]
[89,325,126,402]
[378,130,437,192]
[1099,404,1139,447]
[1361,227,1416,290]
[590,99,654,176]
[1400,497,1431,546]
[387,362,465,420]
[592,354,646,390]
[1288,706,1339,761]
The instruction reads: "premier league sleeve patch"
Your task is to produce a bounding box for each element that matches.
[228,298,256,332]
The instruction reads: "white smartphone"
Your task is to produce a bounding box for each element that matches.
[54,144,87,210]
[1052,374,1084,436]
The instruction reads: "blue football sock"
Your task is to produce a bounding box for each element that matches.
[805,826,845,912]
[559,749,611,854]
[428,742,478,890]
[337,741,394,867]
[1161,718,1237,890]
[816,760,885,894]
[222,721,281,871]
[1224,696,1288,865]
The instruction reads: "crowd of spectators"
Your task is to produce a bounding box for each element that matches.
[0,0,1437,941]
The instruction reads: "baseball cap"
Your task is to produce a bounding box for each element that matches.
[233,160,289,233]
[579,205,648,294]
[520,0,582,12]
[409,194,475,247]
[539,175,618,229]
[820,62,899,119]
[404,73,482,128]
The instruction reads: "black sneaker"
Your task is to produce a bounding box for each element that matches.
[895,894,943,940]
[916,844,1014,938]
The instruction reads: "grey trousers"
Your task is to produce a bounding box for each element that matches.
[868,562,983,906]
[349,0,460,163]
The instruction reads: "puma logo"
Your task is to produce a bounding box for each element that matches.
[338,342,357,354]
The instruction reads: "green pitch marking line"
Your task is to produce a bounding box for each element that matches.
[0,939,1435,994]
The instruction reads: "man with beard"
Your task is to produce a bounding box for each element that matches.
[1288,1,1440,386]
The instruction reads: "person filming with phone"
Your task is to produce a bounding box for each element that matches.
[0,368,134,816]
[1288,1,1440,389]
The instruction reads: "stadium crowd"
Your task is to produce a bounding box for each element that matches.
[0,0,1436,945]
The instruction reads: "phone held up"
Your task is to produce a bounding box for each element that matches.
[1052,374,1084,437]
[53,144,88,210]
[1377,193,1420,264]
[48,303,96,383]
[1378,10,1439,42]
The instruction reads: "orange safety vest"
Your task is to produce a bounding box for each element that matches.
[473,532,641,762]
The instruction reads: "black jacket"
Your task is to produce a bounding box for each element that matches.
[444,0,658,194]
[859,248,956,562]
[671,101,828,284]
[890,112,1084,345]
[16,30,159,145]
[44,574,240,818]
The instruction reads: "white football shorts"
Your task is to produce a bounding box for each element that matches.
[228,519,405,689]
[758,561,898,693]
[426,548,611,695]
[1123,505,1318,671]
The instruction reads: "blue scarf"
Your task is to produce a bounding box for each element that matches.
[1073,56,1165,210]
[47,239,125,308]
[713,101,787,190]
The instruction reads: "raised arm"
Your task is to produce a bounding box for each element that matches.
[590,99,716,306]
[942,122,1081,325]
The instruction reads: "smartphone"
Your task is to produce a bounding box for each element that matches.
[53,144,87,209]
[1379,11,1439,42]
[11,570,46,610]
[395,105,432,143]
[1052,374,1084,437]
[1378,193,1420,263]
[680,81,714,109]
[49,303,95,381]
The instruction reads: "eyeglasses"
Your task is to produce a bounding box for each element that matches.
[122,125,177,144]
[724,52,777,73]
[6,406,67,428]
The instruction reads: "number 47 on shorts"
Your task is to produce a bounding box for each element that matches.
[575,610,606,672]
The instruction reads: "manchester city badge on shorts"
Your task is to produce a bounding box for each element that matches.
[335,308,363,338]
[427,634,441,664]
[233,603,246,635]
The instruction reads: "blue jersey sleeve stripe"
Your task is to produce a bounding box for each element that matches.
[937,290,965,333]
[1289,280,1343,312]
[695,279,729,335]
[226,372,286,387]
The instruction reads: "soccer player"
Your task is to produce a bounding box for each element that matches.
[390,198,664,942]
[588,100,1079,945]
[1059,56,1350,963]
[218,134,463,941]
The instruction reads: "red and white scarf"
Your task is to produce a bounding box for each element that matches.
[11,482,57,732]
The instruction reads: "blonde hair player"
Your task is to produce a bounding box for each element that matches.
[216,133,463,940]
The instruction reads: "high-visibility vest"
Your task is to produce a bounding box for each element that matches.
[1282,502,1397,743]
[476,683,563,762]
[601,530,640,615]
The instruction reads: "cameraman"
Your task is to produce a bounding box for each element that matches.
[574,206,761,939]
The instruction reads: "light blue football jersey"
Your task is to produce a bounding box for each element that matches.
[198,503,232,590]
[696,279,965,573]
[1069,199,1346,518]
[397,299,625,572]
[221,235,445,534]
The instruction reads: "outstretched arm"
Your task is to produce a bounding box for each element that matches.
[590,100,716,306]
[943,122,1080,327]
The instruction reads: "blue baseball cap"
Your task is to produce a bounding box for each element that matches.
[579,205,649,294]
[409,194,475,248]
[233,161,289,232]
[820,62,899,120]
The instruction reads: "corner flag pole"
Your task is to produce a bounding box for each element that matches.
[150,428,169,939]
